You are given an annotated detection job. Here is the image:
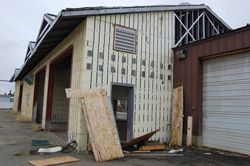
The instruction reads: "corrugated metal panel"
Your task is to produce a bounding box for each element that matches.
[202,52,250,155]
[83,11,174,143]
[173,26,250,137]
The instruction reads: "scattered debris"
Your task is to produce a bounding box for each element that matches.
[133,150,151,153]
[61,140,77,153]
[15,150,39,156]
[32,140,50,146]
[170,86,183,147]
[122,150,130,154]
[168,148,183,154]
[122,129,159,149]
[28,156,79,166]
[31,123,44,132]
[204,152,212,155]
[66,88,124,161]
[125,152,183,158]
[139,143,166,151]
[38,146,63,153]
[16,114,32,123]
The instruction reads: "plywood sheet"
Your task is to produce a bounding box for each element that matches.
[28,156,79,166]
[66,88,124,161]
[170,86,183,146]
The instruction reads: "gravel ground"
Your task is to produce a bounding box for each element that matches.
[0,110,249,166]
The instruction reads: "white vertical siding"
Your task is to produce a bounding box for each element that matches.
[82,11,175,143]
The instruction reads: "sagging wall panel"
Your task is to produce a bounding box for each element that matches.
[82,11,175,142]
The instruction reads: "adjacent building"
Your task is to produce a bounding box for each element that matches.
[174,25,250,155]
[12,4,229,151]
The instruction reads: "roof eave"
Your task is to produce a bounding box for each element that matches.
[61,5,208,17]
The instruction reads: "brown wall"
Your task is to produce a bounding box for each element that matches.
[173,25,250,136]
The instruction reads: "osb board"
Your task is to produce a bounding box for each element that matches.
[28,156,79,166]
[66,88,124,161]
[170,86,183,146]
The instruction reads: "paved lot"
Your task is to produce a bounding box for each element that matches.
[0,110,249,166]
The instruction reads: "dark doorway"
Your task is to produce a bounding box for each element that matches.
[33,69,46,124]
[111,84,134,144]
[17,84,23,113]
[46,48,72,140]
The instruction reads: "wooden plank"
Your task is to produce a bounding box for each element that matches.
[28,156,79,166]
[170,86,183,146]
[125,153,183,157]
[122,129,159,148]
[66,88,124,161]
[139,144,166,151]
[187,116,193,147]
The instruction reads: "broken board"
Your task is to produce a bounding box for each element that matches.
[28,156,79,166]
[66,88,124,161]
[170,86,183,146]
[122,129,159,149]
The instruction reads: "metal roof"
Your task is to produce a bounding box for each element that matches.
[10,68,20,82]
[14,4,231,81]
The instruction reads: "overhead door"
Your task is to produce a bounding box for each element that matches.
[202,52,250,155]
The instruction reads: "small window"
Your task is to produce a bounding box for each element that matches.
[114,25,137,54]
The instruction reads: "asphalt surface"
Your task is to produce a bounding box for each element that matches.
[0,110,249,166]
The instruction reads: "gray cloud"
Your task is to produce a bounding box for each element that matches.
[0,0,249,94]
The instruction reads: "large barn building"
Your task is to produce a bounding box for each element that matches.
[11,4,230,151]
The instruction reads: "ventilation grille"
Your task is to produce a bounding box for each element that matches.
[114,26,136,54]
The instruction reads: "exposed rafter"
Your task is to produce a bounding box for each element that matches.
[174,10,230,46]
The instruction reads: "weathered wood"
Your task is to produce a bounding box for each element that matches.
[65,88,106,98]
[170,86,184,146]
[125,153,184,157]
[133,150,151,153]
[66,88,124,161]
[122,129,159,148]
[28,156,79,166]
[139,144,166,151]
[187,116,193,147]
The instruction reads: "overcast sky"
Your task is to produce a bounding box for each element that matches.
[0,0,249,94]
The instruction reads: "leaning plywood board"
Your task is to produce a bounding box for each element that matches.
[170,86,183,146]
[66,88,124,161]
[28,156,79,166]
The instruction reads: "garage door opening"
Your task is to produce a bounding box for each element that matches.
[111,84,134,144]
[202,53,250,155]
[33,69,45,124]
[17,84,23,113]
[46,48,72,140]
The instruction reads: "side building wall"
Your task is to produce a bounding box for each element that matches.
[13,21,88,150]
[13,81,20,113]
[80,11,175,143]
